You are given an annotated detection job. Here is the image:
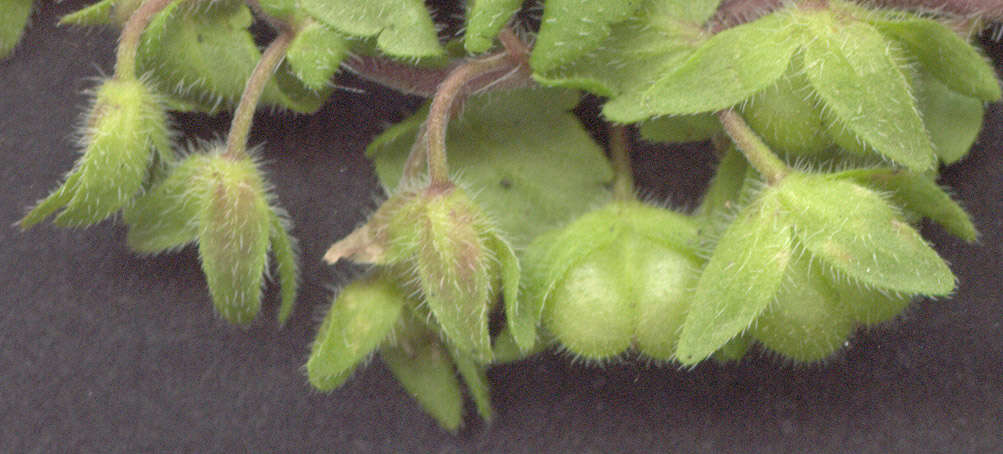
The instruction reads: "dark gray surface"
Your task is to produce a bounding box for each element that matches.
[2,3,1001,453]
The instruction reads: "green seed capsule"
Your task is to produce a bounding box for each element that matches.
[831,279,913,327]
[750,256,855,363]
[740,70,832,157]
[531,201,700,361]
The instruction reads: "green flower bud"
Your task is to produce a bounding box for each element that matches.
[326,183,524,362]
[526,201,700,361]
[196,153,274,325]
[20,77,171,229]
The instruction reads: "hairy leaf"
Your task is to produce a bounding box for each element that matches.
[124,154,209,253]
[802,18,934,171]
[298,0,444,58]
[633,11,800,120]
[59,0,119,27]
[139,2,320,113]
[533,1,719,122]
[286,21,350,90]
[676,193,792,365]
[269,209,299,326]
[834,168,977,242]
[915,73,986,164]
[870,17,1001,101]
[530,0,646,74]
[307,275,404,391]
[449,347,492,422]
[638,114,721,144]
[382,342,463,432]
[777,174,955,295]
[0,0,32,58]
[464,0,522,53]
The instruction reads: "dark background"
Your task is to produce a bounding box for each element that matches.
[2,2,1000,452]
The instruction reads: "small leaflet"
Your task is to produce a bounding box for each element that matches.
[306,275,404,391]
[124,154,210,254]
[464,0,523,53]
[634,12,800,120]
[870,17,1001,101]
[802,19,935,172]
[0,0,32,58]
[777,173,955,296]
[529,0,645,74]
[675,192,792,365]
[285,21,350,91]
[269,209,300,326]
[298,0,444,58]
[381,341,464,432]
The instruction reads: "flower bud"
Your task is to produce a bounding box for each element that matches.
[527,201,700,361]
[195,153,273,325]
[20,77,170,229]
[740,71,832,157]
[327,183,518,362]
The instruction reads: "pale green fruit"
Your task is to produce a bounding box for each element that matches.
[750,256,856,363]
[532,201,700,361]
[831,279,913,326]
[740,70,832,157]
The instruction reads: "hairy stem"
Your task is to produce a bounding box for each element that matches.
[115,0,176,80]
[717,110,789,185]
[224,27,294,160]
[425,53,516,188]
[609,125,635,201]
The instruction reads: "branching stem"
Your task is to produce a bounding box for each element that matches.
[717,110,789,185]
[224,27,295,160]
[115,0,176,80]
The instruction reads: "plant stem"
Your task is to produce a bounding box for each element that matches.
[115,0,176,80]
[224,28,294,160]
[609,125,635,201]
[424,53,522,188]
[717,110,789,185]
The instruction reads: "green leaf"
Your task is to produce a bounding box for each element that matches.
[196,156,273,325]
[0,0,32,58]
[269,209,299,326]
[367,88,613,249]
[676,193,793,365]
[59,0,118,27]
[298,0,444,58]
[306,275,405,391]
[633,11,800,119]
[464,0,522,53]
[802,18,935,171]
[139,2,319,113]
[869,17,1001,101]
[531,1,718,122]
[286,21,350,91]
[123,154,210,253]
[381,342,463,432]
[638,114,721,144]
[776,173,955,295]
[489,234,536,353]
[449,347,492,422]
[915,73,986,164]
[833,168,977,242]
[530,0,646,74]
